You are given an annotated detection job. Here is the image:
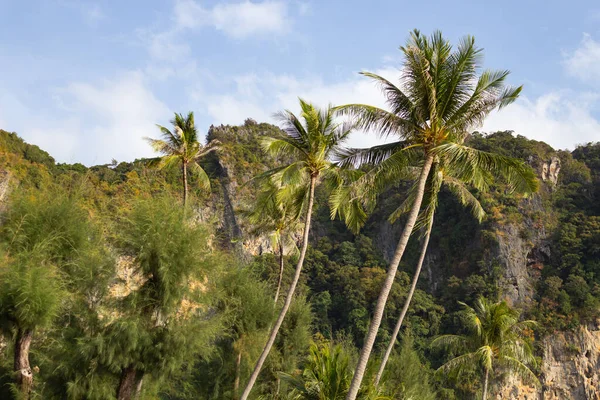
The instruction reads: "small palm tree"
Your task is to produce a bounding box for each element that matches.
[146,112,219,206]
[280,343,352,400]
[432,297,539,400]
[240,99,354,400]
[280,343,389,400]
[245,179,302,305]
[334,30,537,399]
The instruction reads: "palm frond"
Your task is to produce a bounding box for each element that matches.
[188,162,211,191]
[334,104,420,139]
[432,143,538,195]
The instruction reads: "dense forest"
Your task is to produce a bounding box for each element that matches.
[1,31,600,400]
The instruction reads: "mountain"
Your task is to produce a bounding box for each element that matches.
[1,125,600,398]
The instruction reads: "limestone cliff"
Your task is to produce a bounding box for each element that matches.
[500,323,600,399]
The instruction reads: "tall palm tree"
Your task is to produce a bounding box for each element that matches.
[432,297,539,400]
[372,152,537,387]
[145,112,219,206]
[240,99,354,400]
[245,179,302,305]
[334,30,536,399]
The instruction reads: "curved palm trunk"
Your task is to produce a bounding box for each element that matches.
[346,155,434,400]
[374,214,434,387]
[482,368,489,400]
[182,161,188,207]
[240,176,317,400]
[14,328,34,399]
[274,241,285,305]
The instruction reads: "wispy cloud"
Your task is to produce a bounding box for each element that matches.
[2,71,170,165]
[483,91,600,150]
[563,34,600,84]
[174,0,290,38]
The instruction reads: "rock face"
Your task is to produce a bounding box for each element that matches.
[541,156,561,186]
[499,324,600,399]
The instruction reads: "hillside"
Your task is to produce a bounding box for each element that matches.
[1,126,600,399]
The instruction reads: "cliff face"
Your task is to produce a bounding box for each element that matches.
[500,323,600,399]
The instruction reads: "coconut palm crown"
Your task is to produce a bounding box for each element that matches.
[240,99,355,400]
[146,112,219,206]
[432,297,539,400]
[333,29,538,399]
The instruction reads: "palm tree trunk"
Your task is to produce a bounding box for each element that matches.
[233,349,242,399]
[482,368,489,400]
[274,240,285,305]
[182,161,188,207]
[14,328,34,399]
[346,155,434,400]
[240,175,317,400]
[374,214,434,387]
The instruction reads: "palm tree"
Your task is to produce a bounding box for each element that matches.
[280,343,390,400]
[334,30,536,399]
[239,99,354,400]
[431,297,539,400]
[245,179,302,305]
[372,151,537,387]
[280,343,352,400]
[146,112,219,206]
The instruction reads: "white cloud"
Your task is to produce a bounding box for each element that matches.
[1,72,171,165]
[196,68,401,149]
[563,34,600,84]
[483,92,600,150]
[174,0,290,38]
[145,29,191,61]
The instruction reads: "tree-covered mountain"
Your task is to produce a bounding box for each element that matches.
[1,125,599,399]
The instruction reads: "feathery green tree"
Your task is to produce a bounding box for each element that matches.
[432,297,539,400]
[146,112,219,206]
[334,30,536,399]
[0,191,97,399]
[240,99,354,400]
[106,197,222,400]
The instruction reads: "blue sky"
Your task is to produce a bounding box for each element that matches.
[1,0,599,165]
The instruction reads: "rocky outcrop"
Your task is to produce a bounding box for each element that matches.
[0,169,10,204]
[499,323,600,399]
[541,156,561,186]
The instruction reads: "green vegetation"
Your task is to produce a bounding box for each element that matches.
[334,29,535,399]
[146,112,219,206]
[0,29,598,400]
[432,298,538,400]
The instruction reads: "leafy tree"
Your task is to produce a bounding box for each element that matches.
[432,297,538,400]
[146,112,219,206]
[334,30,535,398]
[240,99,354,400]
[0,191,97,398]
[105,197,222,400]
[381,335,436,400]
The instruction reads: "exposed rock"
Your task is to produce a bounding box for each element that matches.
[0,169,10,204]
[541,156,561,186]
[499,324,600,399]
[494,221,549,307]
